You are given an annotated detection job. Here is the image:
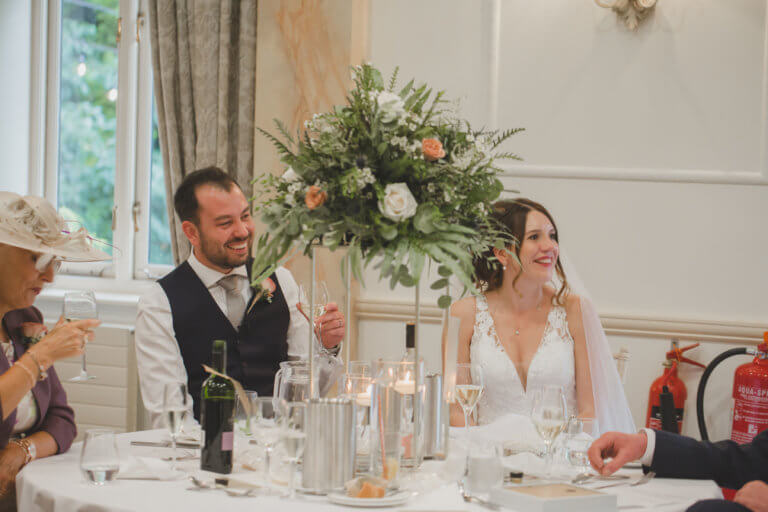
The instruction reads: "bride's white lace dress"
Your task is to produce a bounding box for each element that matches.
[470,294,578,425]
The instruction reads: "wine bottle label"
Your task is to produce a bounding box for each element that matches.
[221,431,233,451]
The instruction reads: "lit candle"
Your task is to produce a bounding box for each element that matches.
[355,391,371,407]
[394,379,415,395]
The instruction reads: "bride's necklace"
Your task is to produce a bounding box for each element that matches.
[492,294,544,336]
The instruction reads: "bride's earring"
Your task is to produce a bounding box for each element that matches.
[502,265,507,271]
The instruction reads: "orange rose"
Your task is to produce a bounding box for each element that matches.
[305,186,327,210]
[421,138,445,161]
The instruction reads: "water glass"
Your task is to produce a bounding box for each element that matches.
[466,443,503,494]
[234,390,259,437]
[80,429,119,485]
[564,417,597,476]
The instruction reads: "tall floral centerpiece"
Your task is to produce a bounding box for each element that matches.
[253,63,522,470]
[252,64,522,305]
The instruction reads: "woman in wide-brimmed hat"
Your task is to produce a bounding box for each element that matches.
[0,192,108,506]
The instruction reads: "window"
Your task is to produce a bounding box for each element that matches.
[38,0,173,284]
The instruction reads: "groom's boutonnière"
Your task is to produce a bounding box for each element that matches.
[246,276,276,315]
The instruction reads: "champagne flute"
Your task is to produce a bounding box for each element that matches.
[64,290,98,382]
[279,401,306,499]
[530,385,568,477]
[455,363,484,441]
[163,383,188,471]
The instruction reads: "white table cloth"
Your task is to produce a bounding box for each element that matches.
[17,429,722,512]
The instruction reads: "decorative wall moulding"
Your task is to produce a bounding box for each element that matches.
[354,298,765,344]
[596,0,657,31]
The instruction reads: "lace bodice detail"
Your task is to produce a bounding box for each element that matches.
[470,295,577,425]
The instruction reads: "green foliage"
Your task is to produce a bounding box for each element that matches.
[253,64,523,307]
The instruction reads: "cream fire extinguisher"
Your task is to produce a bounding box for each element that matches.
[696,332,768,443]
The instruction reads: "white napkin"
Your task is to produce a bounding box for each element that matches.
[117,456,183,480]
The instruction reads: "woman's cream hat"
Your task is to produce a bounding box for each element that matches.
[0,192,111,261]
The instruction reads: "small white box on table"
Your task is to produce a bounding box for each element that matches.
[490,483,617,512]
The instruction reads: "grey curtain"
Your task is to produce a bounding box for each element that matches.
[148,0,257,264]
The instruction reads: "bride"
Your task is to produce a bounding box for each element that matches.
[449,198,635,434]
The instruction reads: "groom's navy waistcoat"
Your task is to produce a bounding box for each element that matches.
[159,260,290,419]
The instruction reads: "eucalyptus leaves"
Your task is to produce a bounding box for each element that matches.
[252,64,523,307]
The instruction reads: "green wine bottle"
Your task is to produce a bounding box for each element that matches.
[200,339,235,473]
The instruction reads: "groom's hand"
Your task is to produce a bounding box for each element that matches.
[735,481,768,512]
[316,302,344,349]
[588,431,647,476]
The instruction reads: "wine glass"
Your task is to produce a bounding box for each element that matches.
[530,385,568,477]
[80,429,119,485]
[298,280,330,325]
[279,401,306,499]
[252,397,281,476]
[64,290,98,382]
[163,383,188,471]
[454,363,484,442]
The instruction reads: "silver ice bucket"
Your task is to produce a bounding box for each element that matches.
[423,372,448,459]
[301,397,356,493]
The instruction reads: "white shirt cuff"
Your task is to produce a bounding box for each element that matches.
[639,428,656,466]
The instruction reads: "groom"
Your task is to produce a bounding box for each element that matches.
[588,428,768,512]
[135,167,345,425]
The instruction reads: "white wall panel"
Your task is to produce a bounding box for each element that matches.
[364,0,768,438]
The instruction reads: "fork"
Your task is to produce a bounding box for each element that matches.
[593,471,655,489]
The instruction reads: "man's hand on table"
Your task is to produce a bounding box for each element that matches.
[734,480,768,512]
[588,431,648,476]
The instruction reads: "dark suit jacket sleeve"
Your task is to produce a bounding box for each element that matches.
[34,366,76,453]
[650,429,768,489]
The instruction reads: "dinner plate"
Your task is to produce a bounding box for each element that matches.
[327,491,411,508]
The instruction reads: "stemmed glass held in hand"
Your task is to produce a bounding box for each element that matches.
[163,383,189,471]
[530,385,568,477]
[64,290,98,382]
[454,363,484,442]
[298,280,330,326]
[279,401,306,500]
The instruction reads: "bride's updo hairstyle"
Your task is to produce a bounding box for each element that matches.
[474,198,570,305]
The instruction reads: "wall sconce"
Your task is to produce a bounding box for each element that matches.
[596,0,657,31]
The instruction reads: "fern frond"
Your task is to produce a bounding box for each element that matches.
[274,119,296,146]
[257,127,296,159]
[490,127,525,149]
[388,67,400,92]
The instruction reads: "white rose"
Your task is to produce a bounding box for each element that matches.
[378,183,418,222]
[281,167,299,182]
[376,90,406,123]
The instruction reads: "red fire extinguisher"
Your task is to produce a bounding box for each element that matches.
[646,341,705,433]
[697,332,768,444]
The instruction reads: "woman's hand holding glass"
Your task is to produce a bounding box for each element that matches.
[29,317,100,369]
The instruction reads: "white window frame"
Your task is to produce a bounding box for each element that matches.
[28,0,172,295]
